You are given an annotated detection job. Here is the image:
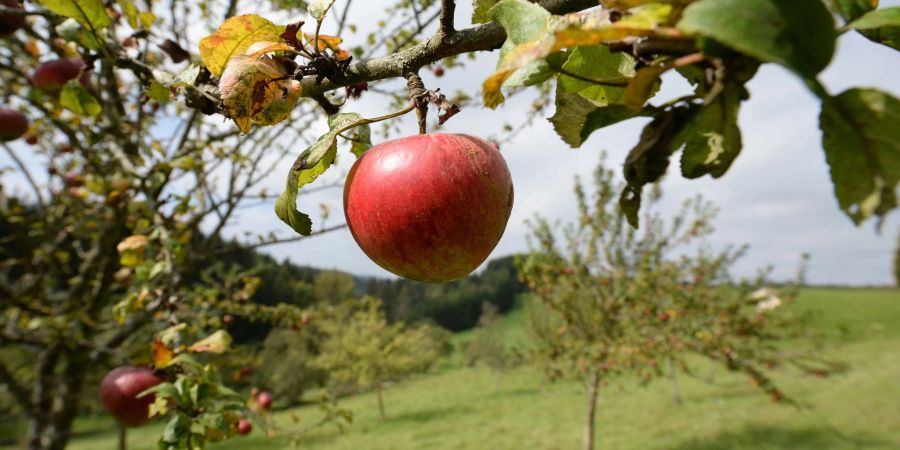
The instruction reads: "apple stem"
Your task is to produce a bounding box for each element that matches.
[332,102,417,138]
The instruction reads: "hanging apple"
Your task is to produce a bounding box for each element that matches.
[98,366,163,427]
[0,108,28,141]
[344,133,513,283]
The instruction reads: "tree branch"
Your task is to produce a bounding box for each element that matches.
[439,0,456,36]
[0,359,32,412]
[299,0,598,97]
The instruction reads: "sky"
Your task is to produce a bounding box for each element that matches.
[3,1,899,286]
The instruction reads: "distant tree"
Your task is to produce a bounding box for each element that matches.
[313,297,446,420]
[466,302,520,377]
[314,271,357,304]
[518,158,838,450]
[258,327,328,404]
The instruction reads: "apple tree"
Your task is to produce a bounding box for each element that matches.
[1,0,897,448]
[312,297,447,421]
[517,157,841,450]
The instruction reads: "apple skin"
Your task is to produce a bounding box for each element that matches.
[31,58,90,93]
[237,418,252,435]
[344,133,513,283]
[98,366,163,427]
[0,0,25,36]
[256,391,273,410]
[0,108,29,142]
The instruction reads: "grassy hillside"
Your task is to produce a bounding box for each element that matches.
[5,287,899,450]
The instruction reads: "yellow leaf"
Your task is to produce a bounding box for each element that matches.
[199,14,284,77]
[188,330,233,354]
[152,339,175,368]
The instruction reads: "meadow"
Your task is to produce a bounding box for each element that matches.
[3,287,898,450]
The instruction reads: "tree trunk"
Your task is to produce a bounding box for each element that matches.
[583,371,600,450]
[376,384,386,421]
[706,360,716,384]
[25,349,90,450]
[668,357,682,405]
[118,425,127,450]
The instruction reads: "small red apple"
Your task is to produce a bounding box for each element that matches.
[99,366,163,427]
[237,418,252,435]
[344,133,513,283]
[433,65,445,77]
[0,0,25,36]
[0,108,29,142]
[256,391,273,410]
[658,312,670,322]
[250,387,259,397]
[31,58,90,93]
[222,314,234,324]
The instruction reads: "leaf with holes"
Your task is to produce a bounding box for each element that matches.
[218,54,289,133]
[677,82,744,179]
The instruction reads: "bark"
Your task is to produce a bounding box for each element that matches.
[583,371,601,450]
[299,0,599,97]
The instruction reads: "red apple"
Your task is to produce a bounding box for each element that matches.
[237,418,252,435]
[0,0,24,36]
[31,58,90,93]
[433,65,445,77]
[250,387,259,397]
[343,133,513,283]
[0,108,28,142]
[99,366,163,427]
[256,391,273,410]
[222,314,234,324]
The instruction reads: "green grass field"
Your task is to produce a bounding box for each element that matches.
[4,287,899,449]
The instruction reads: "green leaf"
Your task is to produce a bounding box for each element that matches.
[620,106,697,227]
[330,114,371,158]
[550,90,643,148]
[473,0,501,24]
[59,80,101,116]
[824,0,878,23]
[36,0,110,30]
[677,82,744,179]
[55,18,101,50]
[557,45,634,106]
[276,113,364,235]
[819,88,900,224]
[146,80,171,103]
[847,7,900,51]
[162,414,189,444]
[198,14,284,77]
[118,0,140,28]
[678,0,836,79]
[307,0,334,21]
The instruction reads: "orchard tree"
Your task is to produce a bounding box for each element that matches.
[0,0,896,448]
[313,297,446,420]
[465,301,521,377]
[518,157,840,450]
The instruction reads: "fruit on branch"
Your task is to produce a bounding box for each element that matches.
[0,108,29,141]
[237,418,253,435]
[98,366,163,427]
[256,391,273,410]
[30,58,90,93]
[344,134,514,283]
[0,0,24,36]
[433,65,445,77]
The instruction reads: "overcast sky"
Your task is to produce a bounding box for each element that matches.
[231,0,900,286]
[3,1,898,286]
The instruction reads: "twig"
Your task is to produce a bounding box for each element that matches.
[1,142,45,210]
